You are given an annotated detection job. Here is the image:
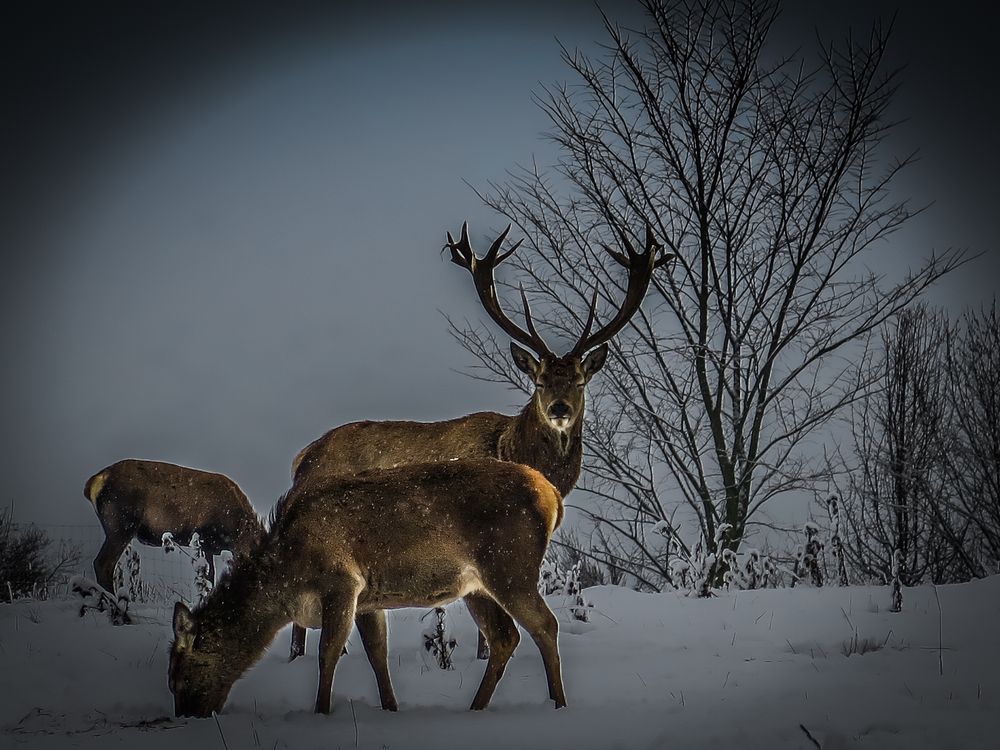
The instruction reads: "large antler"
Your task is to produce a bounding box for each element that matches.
[570,223,674,356]
[445,222,554,358]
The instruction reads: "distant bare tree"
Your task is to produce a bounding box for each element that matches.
[456,0,965,589]
[841,306,973,584]
[946,303,1000,575]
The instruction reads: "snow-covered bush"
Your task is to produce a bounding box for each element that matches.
[538,557,593,622]
[421,607,457,670]
[1,507,79,601]
[70,575,131,625]
[112,543,152,604]
[803,522,825,587]
[538,558,564,596]
[162,531,214,605]
[190,533,213,605]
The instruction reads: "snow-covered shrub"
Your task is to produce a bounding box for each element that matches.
[721,549,744,590]
[719,547,787,591]
[113,543,152,603]
[688,540,717,598]
[161,531,177,555]
[538,557,593,622]
[0,507,79,601]
[547,527,621,588]
[803,522,825,587]
[71,575,132,625]
[791,523,825,587]
[421,607,457,670]
[190,533,213,605]
[761,555,780,588]
[538,558,564,596]
[563,561,592,622]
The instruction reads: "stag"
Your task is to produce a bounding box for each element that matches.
[286,222,672,660]
[84,459,263,592]
[169,459,567,717]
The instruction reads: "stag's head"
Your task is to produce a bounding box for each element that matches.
[169,602,234,718]
[446,222,673,437]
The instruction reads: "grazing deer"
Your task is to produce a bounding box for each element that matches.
[84,459,264,592]
[286,221,672,659]
[169,459,567,717]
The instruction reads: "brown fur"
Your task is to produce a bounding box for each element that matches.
[83,459,264,592]
[293,357,597,496]
[287,346,602,662]
[169,459,567,717]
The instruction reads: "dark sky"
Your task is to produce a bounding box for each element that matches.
[1,1,996,526]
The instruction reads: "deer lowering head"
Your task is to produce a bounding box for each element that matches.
[446,222,673,444]
[169,460,567,717]
[84,459,263,593]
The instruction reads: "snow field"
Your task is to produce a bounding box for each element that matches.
[1,577,998,749]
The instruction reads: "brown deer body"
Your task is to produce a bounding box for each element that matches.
[288,222,672,659]
[84,459,263,592]
[169,459,566,717]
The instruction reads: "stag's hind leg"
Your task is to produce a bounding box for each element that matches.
[465,593,520,710]
[93,516,135,594]
[289,624,307,661]
[356,610,398,711]
[315,582,360,714]
[94,537,129,593]
[493,588,566,708]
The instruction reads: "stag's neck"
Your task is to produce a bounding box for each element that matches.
[196,557,292,677]
[499,398,583,498]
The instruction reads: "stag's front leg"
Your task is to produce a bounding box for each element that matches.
[355,610,398,711]
[315,588,358,714]
[289,624,307,661]
[465,593,520,710]
[494,588,567,708]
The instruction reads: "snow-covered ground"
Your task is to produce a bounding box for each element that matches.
[1,578,998,749]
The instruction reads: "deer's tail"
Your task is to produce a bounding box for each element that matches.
[84,470,109,504]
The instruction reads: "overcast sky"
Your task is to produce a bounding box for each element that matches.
[1,1,996,527]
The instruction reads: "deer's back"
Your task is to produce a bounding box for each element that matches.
[291,412,511,483]
[84,459,256,545]
[274,459,561,612]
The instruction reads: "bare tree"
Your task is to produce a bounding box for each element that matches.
[456,0,966,589]
[946,303,1000,575]
[841,305,973,584]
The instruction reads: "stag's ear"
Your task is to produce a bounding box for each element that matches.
[582,344,609,380]
[510,342,541,379]
[173,602,197,651]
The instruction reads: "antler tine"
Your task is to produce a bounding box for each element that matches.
[445,222,553,357]
[519,284,546,346]
[485,224,512,261]
[446,221,476,269]
[577,287,599,347]
[571,224,669,356]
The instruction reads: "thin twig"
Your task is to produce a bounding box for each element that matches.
[932,584,944,676]
[213,712,230,750]
[799,723,822,749]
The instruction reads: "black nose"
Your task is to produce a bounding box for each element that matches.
[549,401,571,419]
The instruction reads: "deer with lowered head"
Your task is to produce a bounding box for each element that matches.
[169,459,567,717]
[84,459,264,593]
[286,222,673,660]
